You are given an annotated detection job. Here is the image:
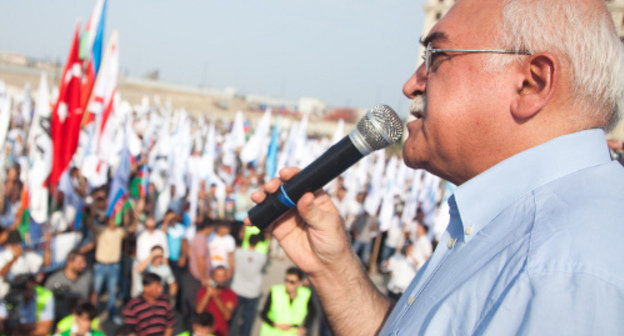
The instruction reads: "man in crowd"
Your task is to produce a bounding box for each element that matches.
[409,222,432,271]
[55,301,103,336]
[135,245,177,301]
[259,267,314,336]
[90,213,138,323]
[162,209,187,309]
[350,191,378,267]
[133,216,168,297]
[195,266,237,336]
[176,312,215,336]
[0,275,54,336]
[208,221,235,277]
[230,234,267,336]
[122,272,175,336]
[382,243,416,302]
[182,219,213,328]
[247,0,624,334]
[0,230,44,280]
[44,250,92,319]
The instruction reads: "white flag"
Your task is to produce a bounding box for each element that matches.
[28,73,53,223]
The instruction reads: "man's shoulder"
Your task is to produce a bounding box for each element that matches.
[528,162,624,287]
[45,270,67,284]
[125,296,147,309]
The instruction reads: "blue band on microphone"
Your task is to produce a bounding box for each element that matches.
[277,184,296,208]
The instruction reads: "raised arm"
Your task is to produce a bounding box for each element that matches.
[245,167,393,336]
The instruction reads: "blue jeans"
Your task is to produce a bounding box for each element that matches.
[231,295,259,336]
[380,244,397,264]
[352,240,372,265]
[93,262,120,317]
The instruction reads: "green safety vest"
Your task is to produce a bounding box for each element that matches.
[260,284,311,336]
[241,226,270,254]
[60,329,104,336]
[35,286,53,322]
[56,314,101,333]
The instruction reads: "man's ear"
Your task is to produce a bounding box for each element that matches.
[511,52,559,121]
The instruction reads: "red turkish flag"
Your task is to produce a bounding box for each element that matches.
[48,23,84,190]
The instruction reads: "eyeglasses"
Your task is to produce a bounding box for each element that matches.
[422,42,532,76]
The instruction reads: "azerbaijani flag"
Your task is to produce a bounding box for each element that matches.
[130,164,149,198]
[107,138,131,225]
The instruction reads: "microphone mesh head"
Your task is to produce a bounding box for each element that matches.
[355,105,404,151]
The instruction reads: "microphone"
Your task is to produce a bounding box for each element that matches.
[247,105,404,231]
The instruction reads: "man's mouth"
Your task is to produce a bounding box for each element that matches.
[411,110,423,119]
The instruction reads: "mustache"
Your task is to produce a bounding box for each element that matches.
[409,95,426,115]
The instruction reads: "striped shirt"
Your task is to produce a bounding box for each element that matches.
[122,294,175,336]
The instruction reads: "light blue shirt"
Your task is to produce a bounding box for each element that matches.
[380,129,624,335]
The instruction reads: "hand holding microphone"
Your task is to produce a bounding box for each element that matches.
[246,105,403,230]
[244,105,403,276]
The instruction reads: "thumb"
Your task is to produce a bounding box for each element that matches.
[297,192,330,231]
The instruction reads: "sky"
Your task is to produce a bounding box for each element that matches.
[0,0,428,114]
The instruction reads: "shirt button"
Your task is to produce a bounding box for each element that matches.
[407,296,415,306]
[465,226,473,235]
[447,238,456,249]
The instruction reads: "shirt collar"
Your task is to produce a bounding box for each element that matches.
[452,129,611,242]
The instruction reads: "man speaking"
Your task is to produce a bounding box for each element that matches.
[245,0,624,334]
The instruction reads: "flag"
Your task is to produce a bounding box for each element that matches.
[264,118,280,180]
[130,164,148,198]
[28,73,53,224]
[107,136,131,225]
[0,92,11,156]
[80,0,107,111]
[240,108,272,165]
[86,30,119,153]
[49,23,84,190]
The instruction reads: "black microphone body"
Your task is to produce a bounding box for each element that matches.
[248,136,363,231]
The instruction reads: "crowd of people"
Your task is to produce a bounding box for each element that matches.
[0,80,445,335]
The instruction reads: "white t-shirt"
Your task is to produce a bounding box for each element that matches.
[135,263,176,294]
[0,249,43,280]
[230,248,267,299]
[208,233,235,269]
[136,230,169,262]
[384,254,417,294]
[411,235,433,270]
[385,216,404,249]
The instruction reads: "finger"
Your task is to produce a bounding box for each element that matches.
[263,177,284,194]
[297,192,326,230]
[278,167,301,181]
[250,190,266,204]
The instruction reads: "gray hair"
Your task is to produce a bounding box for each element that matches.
[487,0,624,130]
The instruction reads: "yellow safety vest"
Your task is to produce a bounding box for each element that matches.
[241,226,269,254]
[260,285,311,336]
[56,314,101,333]
[35,286,53,322]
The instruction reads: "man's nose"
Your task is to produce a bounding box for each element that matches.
[402,63,427,99]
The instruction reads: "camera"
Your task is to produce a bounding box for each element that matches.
[2,275,36,334]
